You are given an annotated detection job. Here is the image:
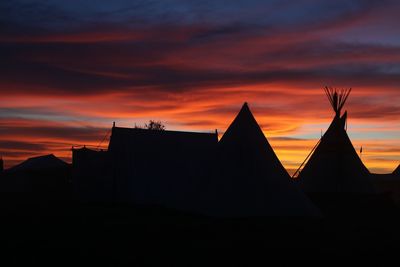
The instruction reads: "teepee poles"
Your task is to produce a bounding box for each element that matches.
[324,86,351,117]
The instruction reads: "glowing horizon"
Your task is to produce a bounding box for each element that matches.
[1,98,398,175]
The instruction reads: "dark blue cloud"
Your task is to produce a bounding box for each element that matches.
[1,0,397,33]
[0,0,399,95]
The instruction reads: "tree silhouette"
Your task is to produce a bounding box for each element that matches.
[133,120,166,130]
[145,120,165,131]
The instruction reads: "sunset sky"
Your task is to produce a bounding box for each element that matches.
[1,0,399,174]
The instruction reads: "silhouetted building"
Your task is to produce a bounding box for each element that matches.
[298,88,375,194]
[73,103,319,216]
[0,157,3,173]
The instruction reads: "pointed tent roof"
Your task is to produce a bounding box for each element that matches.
[7,154,69,173]
[219,103,289,176]
[298,88,375,193]
[215,103,319,216]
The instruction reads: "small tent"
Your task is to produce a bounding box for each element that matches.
[7,154,69,173]
[393,165,400,177]
[0,154,71,199]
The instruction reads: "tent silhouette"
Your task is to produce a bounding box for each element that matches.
[214,103,319,216]
[7,154,68,173]
[298,88,375,193]
[0,154,71,200]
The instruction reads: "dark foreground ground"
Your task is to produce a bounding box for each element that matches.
[1,195,400,266]
[1,169,400,265]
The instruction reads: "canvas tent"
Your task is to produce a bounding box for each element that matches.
[7,154,69,173]
[107,127,218,211]
[214,103,318,216]
[0,154,71,198]
[298,88,375,194]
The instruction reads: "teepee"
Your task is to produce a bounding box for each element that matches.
[214,103,318,216]
[298,87,375,194]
